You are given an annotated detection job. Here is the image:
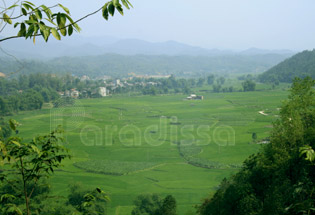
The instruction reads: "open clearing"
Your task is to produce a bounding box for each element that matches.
[10,89,289,215]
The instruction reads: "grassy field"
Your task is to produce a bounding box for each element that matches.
[8,87,289,215]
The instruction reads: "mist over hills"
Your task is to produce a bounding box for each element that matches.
[0,35,296,78]
[0,53,292,79]
[0,35,296,58]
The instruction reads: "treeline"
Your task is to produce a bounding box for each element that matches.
[259,49,315,83]
[197,77,315,215]
[0,53,290,78]
[0,73,258,116]
[0,73,108,116]
[114,75,225,96]
[132,75,255,95]
[0,73,61,115]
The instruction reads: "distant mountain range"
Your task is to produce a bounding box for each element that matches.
[0,35,296,58]
[0,53,293,79]
[259,49,315,82]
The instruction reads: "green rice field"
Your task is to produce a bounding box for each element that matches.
[9,87,289,214]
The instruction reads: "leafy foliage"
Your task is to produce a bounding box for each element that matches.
[0,120,70,215]
[0,0,132,43]
[198,77,315,215]
[242,80,256,92]
[131,193,177,215]
[68,183,109,215]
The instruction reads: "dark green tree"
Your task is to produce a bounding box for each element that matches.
[251,132,257,142]
[131,194,163,215]
[213,84,221,93]
[207,75,215,85]
[242,80,256,92]
[68,183,109,215]
[158,195,177,215]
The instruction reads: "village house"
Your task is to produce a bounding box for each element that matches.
[70,89,80,98]
[186,94,204,100]
[98,87,107,97]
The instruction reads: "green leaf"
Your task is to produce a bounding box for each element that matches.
[25,24,35,38]
[60,14,67,26]
[23,1,35,7]
[3,13,12,25]
[11,141,21,147]
[35,9,42,20]
[116,5,124,15]
[30,145,40,154]
[73,23,81,32]
[68,25,73,36]
[121,0,130,9]
[60,27,67,36]
[51,28,61,40]
[17,23,26,37]
[9,120,16,131]
[14,22,20,28]
[113,0,120,7]
[102,6,109,20]
[58,4,70,15]
[57,13,67,31]
[1,194,16,202]
[40,26,50,42]
[21,8,27,16]
[125,0,133,8]
[30,14,37,21]
[56,13,62,27]
[41,5,52,19]
[108,2,115,16]
[300,145,315,162]
[25,20,37,25]
[7,4,18,10]
[22,3,34,11]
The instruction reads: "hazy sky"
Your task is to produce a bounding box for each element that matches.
[1,0,315,50]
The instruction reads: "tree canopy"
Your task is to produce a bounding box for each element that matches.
[0,0,132,43]
[198,77,315,215]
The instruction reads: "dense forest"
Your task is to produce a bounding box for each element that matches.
[259,50,315,83]
[0,53,290,78]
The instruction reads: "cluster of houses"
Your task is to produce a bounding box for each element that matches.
[59,89,80,98]
[59,87,108,99]
[57,74,171,99]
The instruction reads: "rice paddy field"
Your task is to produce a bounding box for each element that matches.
[9,86,289,215]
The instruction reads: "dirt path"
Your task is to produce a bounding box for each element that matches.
[259,111,268,116]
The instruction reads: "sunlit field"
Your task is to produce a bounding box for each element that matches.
[10,87,289,214]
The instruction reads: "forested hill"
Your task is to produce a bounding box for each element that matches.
[0,53,291,78]
[259,49,315,83]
